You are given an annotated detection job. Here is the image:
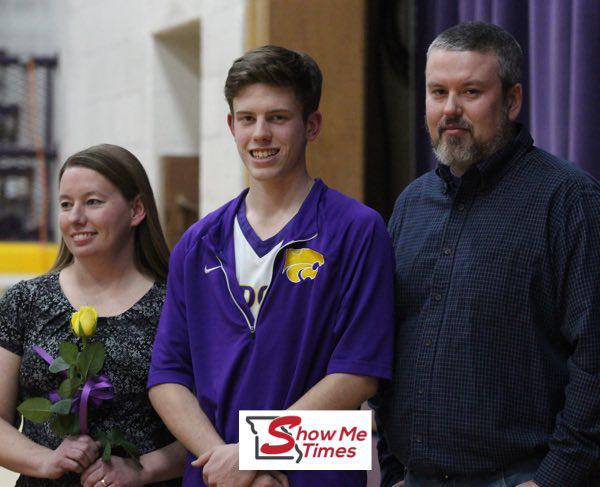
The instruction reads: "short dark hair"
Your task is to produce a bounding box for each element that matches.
[224,45,322,121]
[428,21,523,94]
[52,144,170,282]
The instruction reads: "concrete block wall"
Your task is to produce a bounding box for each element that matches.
[59,0,247,219]
[0,0,60,55]
[198,1,248,214]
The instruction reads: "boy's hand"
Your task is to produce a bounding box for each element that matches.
[192,443,256,487]
[252,471,289,487]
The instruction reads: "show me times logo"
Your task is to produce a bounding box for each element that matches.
[239,410,371,470]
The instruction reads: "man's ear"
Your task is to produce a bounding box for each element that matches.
[507,83,522,121]
[227,112,235,137]
[130,196,146,227]
[227,113,235,136]
[305,111,323,141]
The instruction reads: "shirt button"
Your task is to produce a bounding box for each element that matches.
[425,340,432,347]
[432,292,442,301]
[417,388,424,395]
[457,202,466,211]
[415,436,422,443]
[442,248,451,256]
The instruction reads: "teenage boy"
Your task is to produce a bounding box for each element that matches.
[148,45,394,487]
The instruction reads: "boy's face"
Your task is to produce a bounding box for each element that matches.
[227,83,321,184]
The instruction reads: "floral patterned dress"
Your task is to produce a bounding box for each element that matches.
[0,273,181,486]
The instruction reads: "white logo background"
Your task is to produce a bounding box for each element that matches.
[239,410,372,470]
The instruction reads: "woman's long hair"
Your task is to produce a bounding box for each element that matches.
[51,144,170,282]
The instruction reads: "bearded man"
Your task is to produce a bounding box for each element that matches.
[375,21,600,487]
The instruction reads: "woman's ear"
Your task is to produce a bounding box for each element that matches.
[130,196,146,227]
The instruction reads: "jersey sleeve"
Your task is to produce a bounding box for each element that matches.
[326,213,395,380]
[0,281,29,356]
[147,238,195,391]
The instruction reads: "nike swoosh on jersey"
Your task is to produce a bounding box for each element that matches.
[204,265,222,274]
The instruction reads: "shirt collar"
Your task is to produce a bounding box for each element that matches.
[435,124,534,191]
[205,179,325,254]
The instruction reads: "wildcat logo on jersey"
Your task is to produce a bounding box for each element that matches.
[283,248,325,283]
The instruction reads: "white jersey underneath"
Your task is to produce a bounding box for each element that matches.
[233,216,283,319]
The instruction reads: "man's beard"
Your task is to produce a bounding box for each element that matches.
[428,106,514,173]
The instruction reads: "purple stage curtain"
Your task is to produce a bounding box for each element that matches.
[415,0,600,178]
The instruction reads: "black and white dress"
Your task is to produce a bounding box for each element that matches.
[0,273,181,486]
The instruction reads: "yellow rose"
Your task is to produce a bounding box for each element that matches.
[70,306,98,338]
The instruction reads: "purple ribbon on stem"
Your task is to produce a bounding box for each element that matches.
[34,345,115,434]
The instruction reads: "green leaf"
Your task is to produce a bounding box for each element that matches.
[92,430,111,460]
[102,441,112,462]
[110,428,124,444]
[51,413,79,437]
[120,440,142,466]
[105,429,115,443]
[50,399,72,415]
[58,379,71,399]
[78,342,105,379]
[50,415,68,436]
[17,397,52,423]
[49,357,70,374]
[92,430,107,443]
[59,342,78,365]
[88,342,105,375]
[58,377,81,399]
[106,428,141,466]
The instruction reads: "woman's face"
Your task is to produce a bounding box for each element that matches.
[58,166,144,261]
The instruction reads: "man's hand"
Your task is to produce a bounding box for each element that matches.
[192,443,256,487]
[516,482,540,487]
[251,471,289,487]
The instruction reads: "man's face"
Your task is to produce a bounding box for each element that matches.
[227,83,321,184]
[425,49,521,174]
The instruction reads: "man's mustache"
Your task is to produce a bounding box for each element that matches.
[437,117,472,135]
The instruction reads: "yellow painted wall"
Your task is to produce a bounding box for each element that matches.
[0,242,59,274]
[246,0,366,201]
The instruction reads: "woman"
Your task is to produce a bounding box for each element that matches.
[0,144,185,486]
